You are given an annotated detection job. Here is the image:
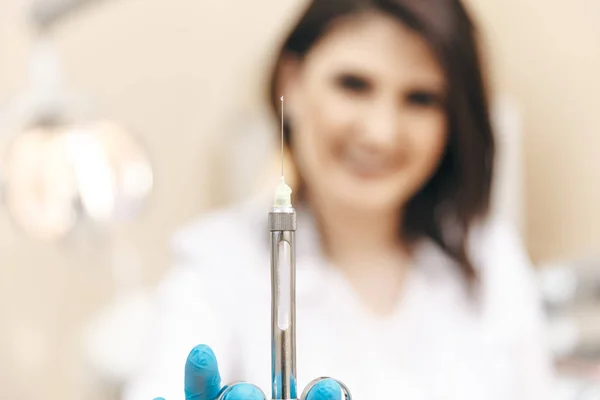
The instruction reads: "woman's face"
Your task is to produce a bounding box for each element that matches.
[285,12,448,214]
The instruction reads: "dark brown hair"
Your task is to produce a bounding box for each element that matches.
[267,0,495,282]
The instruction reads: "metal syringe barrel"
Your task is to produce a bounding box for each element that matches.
[269,206,297,400]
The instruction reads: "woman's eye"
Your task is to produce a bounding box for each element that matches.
[406,90,443,107]
[336,74,371,93]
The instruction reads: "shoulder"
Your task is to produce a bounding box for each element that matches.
[416,215,541,318]
[159,195,272,303]
[416,215,534,287]
[467,216,544,328]
[170,195,270,265]
[468,215,535,288]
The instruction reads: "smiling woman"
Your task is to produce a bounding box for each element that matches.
[123,1,553,399]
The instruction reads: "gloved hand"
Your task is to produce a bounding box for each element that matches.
[153,344,342,400]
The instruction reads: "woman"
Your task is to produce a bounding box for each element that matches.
[125,0,554,399]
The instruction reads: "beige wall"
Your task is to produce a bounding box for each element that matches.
[466,0,600,262]
[0,0,598,399]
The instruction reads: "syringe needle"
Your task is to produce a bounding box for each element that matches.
[280,95,284,177]
[274,95,292,209]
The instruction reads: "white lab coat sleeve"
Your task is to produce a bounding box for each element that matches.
[475,218,556,399]
[121,242,239,400]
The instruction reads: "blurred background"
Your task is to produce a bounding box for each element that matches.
[0,0,599,399]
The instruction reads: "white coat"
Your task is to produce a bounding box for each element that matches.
[121,194,555,400]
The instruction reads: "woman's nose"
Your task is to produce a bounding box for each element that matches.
[359,100,400,148]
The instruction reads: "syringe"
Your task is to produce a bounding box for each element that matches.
[269,96,352,400]
[217,96,351,400]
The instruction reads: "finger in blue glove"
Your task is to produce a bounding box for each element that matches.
[184,344,264,400]
[184,345,222,400]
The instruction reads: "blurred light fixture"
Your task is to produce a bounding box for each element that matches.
[0,0,153,241]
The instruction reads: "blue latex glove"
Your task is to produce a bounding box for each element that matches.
[153,344,342,400]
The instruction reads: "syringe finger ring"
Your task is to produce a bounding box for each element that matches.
[300,377,353,400]
[215,382,268,400]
